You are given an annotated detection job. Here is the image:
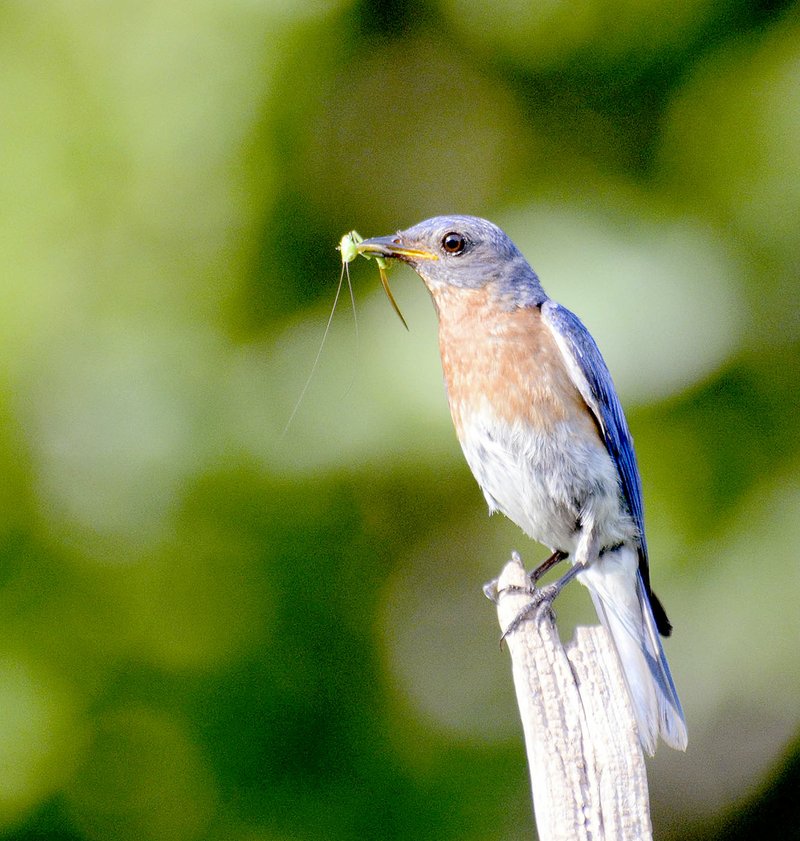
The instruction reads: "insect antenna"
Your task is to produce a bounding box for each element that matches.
[281,261,348,438]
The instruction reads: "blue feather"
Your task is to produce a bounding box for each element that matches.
[541,301,651,590]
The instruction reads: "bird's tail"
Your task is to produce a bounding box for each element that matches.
[582,551,688,755]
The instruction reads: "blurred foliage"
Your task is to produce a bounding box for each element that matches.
[0,0,798,839]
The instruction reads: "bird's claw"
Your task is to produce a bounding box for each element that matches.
[482,577,500,604]
[500,582,561,643]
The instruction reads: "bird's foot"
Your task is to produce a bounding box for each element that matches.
[485,550,580,646]
[500,581,561,642]
[482,578,501,604]
[483,548,568,605]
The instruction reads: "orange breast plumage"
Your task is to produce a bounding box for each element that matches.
[433,284,600,442]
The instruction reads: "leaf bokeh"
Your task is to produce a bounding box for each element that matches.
[1,1,798,839]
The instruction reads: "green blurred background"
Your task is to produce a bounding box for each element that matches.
[1,1,798,839]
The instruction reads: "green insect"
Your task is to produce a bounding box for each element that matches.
[339,230,408,330]
[338,229,362,264]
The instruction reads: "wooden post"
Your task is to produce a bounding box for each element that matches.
[487,553,652,841]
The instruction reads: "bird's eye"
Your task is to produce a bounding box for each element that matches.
[441,232,467,254]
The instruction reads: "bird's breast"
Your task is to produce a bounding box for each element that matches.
[433,286,597,440]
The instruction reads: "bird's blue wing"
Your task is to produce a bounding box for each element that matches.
[541,300,649,575]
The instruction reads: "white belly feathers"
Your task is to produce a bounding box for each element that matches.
[458,409,638,556]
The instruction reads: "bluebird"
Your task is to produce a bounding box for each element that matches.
[357,215,687,755]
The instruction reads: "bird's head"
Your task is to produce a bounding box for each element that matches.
[357,215,546,309]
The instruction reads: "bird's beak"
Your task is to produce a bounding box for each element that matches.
[356,235,438,262]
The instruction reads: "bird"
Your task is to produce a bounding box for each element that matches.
[357,215,687,755]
